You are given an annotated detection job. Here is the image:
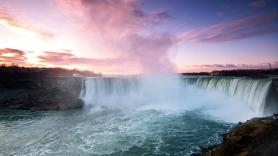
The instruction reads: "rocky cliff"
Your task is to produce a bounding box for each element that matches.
[0,77,84,110]
[196,115,278,156]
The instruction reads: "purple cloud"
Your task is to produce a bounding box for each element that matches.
[249,0,267,8]
[178,12,278,43]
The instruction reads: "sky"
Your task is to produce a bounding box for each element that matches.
[0,0,277,74]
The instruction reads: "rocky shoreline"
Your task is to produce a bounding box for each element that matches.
[195,115,278,156]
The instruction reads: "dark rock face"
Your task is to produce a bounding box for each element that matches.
[265,79,278,115]
[197,116,278,156]
[0,77,84,110]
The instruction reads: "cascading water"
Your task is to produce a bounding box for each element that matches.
[80,77,140,108]
[182,76,273,115]
[80,76,188,113]
[79,75,273,121]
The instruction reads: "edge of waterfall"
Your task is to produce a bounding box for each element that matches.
[79,76,278,116]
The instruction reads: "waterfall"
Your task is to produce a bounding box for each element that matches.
[80,77,140,107]
[80,76,277,116]
[182,76,273,115]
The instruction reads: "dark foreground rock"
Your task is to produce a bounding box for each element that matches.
[0,77,84,111]
[196,115,278,156]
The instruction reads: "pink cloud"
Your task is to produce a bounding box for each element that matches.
[56,0,171,37]
[0,48,27,65]
[178,12,278,43]
[56,0,175,73]
[38,51,125,66]
[0,7,54,40]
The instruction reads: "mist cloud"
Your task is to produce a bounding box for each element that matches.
[56,0,175,73]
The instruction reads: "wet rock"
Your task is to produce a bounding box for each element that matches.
[196,115,278,156]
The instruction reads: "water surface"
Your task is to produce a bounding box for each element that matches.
[0,109,233,156]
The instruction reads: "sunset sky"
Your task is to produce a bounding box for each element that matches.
[0,0,277,74]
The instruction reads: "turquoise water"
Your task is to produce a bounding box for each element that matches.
[0,109,233,156]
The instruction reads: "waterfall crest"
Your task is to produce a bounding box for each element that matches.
[80,77,140,107]
[80,76,277,116]
[182,77,272,115]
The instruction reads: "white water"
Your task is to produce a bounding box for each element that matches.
[79,75,272,122]
[182,77,272,115]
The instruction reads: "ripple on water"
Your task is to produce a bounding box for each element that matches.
[0,109,233,156]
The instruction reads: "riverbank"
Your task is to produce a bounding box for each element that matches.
[0,66,102,111]
[0,77,84,110]
[196,115,278,156]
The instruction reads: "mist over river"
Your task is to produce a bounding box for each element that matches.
[1,75,276,156]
